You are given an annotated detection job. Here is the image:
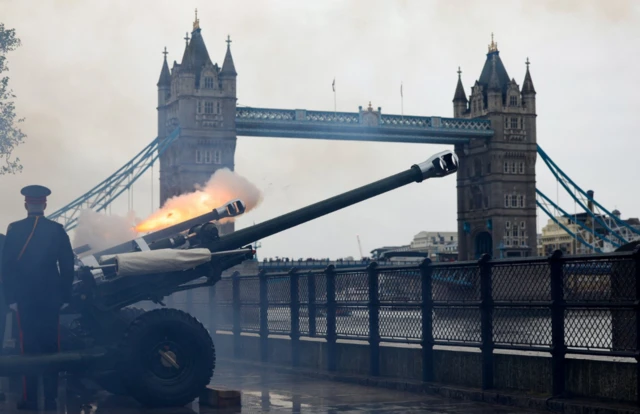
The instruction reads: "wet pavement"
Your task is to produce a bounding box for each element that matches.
[0,362,547,413]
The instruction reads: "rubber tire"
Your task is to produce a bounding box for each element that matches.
[119,307,146,324]
[116,308,215,407]
[94,307,146,396]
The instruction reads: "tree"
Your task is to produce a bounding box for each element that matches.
[0,23,26,175]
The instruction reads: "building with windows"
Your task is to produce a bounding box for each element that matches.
[370,231,459,262]
[538,210,640,256]
[453,35,537,259]
[156,14,237,234]
[538,217,581,256]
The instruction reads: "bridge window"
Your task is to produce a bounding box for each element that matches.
[204,76,214,89]
[195,150,203,164]
[506,238,511,246]
[510,117,519,129]
[203,150,212,164]
[509,96,518,106]
[503,162,509,173]
[511,195,518,208]
[521,221,526,229]
[216,102,221,114]
[506,221,511,229]
[519,195,525,207]
[511,162,517,173]
[504,195,510,208]
[197,101,202,113]
[213,150,222,164]
[513,228,519,237]
[205,101,214,114]
[519,162,525,174]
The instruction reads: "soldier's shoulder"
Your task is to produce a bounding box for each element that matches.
[42,217,65,230]
[7,218,29,232]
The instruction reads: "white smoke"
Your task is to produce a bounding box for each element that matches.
[72,169,262,251]
[73,209,138,252]
[136,168,263,232]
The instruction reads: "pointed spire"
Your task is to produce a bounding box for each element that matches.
[453,66,468,103]
[488,32,498,53]
[181,32,192,69]
[193,8,200,30]
[221,35,237,77]
[488,55,501,92]
[157,47,171,86]
[522,57,536,94]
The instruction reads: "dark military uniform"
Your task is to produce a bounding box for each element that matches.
[0,186,75,410]
[0,233,6,347]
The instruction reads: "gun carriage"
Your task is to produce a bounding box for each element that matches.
[0,151,458,407]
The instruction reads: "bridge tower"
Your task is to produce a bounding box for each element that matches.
[156,12,238,234]
[453,35,537,260]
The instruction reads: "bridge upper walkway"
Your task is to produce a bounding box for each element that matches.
[235,106,493,144]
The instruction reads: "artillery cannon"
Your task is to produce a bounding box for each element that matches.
[0,150,458,407]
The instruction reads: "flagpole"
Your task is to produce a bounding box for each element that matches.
[401,82,404,119]
[333,77,337,116]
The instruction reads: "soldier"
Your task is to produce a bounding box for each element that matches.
[1,185,75,411]
[0,232,6,402]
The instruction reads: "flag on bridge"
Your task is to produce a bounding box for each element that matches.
[332,78,335,92]
[401,82,403,97]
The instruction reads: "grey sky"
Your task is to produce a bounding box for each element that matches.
[1,0,638,259]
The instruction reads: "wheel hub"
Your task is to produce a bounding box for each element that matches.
[159,349,179,369]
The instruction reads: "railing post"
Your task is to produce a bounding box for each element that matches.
[549,249,566,397]
[232,271,241,359]
[420,258,434,382]
[633,246,640,406]
[308,272,317,337]
[325,265,337,372]
[478,253,494,390]
[289,268,300,367]
[259,270,269,363]
[368,262,380,376]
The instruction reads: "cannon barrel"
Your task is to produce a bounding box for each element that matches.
[91,199,246,257]
[207,150,458,252]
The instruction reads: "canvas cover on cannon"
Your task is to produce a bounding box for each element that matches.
[0,150,458,408]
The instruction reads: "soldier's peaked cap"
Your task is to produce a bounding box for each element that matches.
[21,185,51,204]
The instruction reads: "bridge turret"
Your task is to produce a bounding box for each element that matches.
[157,48,171,138]
[521,58,536,114]
[220,36,238,131]
[452,67,468,118]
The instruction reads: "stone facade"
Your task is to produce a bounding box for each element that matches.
[453,37,538,260]
[156,16,237,234]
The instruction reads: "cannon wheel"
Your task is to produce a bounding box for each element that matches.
[116,308,215,407]
[93,307,147,395]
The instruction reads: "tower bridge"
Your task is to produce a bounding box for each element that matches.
[47,16,640,260]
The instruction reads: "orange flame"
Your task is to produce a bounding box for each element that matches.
[135,169,262,233]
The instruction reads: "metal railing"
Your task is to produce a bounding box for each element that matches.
[210,247,640,398]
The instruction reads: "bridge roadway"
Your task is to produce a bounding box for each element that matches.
[0,362,546,413]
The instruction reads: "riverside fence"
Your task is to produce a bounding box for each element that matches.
[173,247,640,402]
